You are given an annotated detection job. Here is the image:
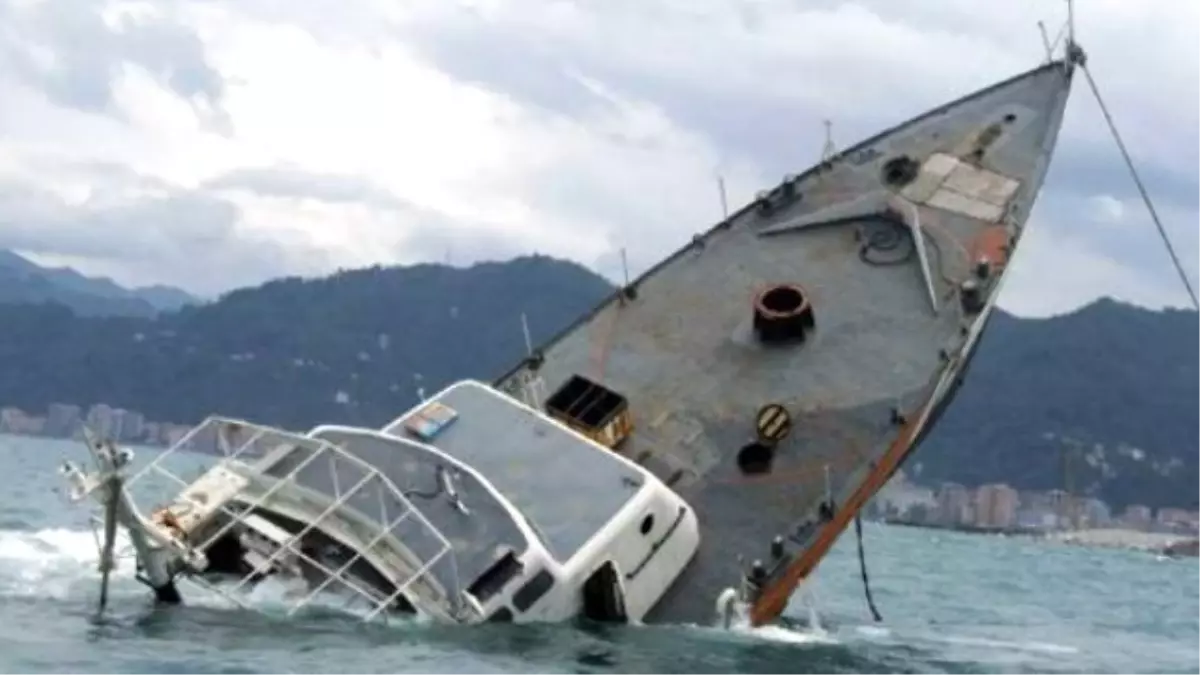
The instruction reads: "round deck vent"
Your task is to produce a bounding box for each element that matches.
[752,283,815,344]
[881,155,920,188]
[737,442,774,474]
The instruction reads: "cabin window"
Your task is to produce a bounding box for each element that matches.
[466,550,523,604]
[512,569,555,612]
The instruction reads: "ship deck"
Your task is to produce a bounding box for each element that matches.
[492,58,1077,625]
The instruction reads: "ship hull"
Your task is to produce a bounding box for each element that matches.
[496,58,1077,627]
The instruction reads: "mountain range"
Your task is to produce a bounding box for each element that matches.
[0,249,198,317]
[0,253,1194,511]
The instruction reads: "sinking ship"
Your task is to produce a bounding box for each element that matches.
[64,36,1095,628]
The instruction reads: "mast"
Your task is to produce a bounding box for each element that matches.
[1065,0,1076,53]
[716,174,729,219]
[520,312,533,357]
[821,119,837,161]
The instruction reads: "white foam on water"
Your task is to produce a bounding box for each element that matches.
[854,624,892,638]
[931,634,1080,655]
[685,600,837,648]
[185,573,408,624]
[731,621,838,646]
[679,620,839,650]
[727,578,839,646]
[0,528,136,599]
[848,622,1077,657]
[0,527,416,626]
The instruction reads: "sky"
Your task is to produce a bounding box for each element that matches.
[0,0,1195,317]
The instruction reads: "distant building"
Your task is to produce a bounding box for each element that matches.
[111,408,128,440]
[936,482,972,526]
[0,399,183,448]
[1016,508,1058,531]
[1044,489,1087,530]
[1156,508,1198,534]
[0,407,43,435]
[163,424,193,447]
[112,408,146,442]
[1184,512,1200,535]
[86,404,116,440]
[974,483,1020,529]
[1120,504,1153,531]
[143,422,160,446]
[1080,498,1112,529]
[45,403,83,438]
[1016,490,1061,531]
[0,407,18,433]
[874,470,936,521]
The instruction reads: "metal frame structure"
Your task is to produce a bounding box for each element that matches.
[64,416,467,624]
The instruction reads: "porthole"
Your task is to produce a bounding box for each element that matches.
[640,514,655,536]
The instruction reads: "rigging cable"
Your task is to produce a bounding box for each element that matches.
[854,514,883,622]
[1080,61,1199,311]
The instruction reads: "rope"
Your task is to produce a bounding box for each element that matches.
[854,514,883,622]
[1081,63,1199,311]
[858,218,915,267]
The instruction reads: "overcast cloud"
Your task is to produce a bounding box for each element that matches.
[0,0,1194,316]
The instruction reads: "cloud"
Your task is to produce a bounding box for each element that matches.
[0,161,332,294]
[205,166,417,211]
[0,0,227,130]
[1003,172,1200,318]
[0,0,1193,317]
[203,165,539,268]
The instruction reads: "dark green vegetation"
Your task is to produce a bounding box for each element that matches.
[913,298,1198,512]
[0,255,612,430]
[0,253,1194,510]
[0,249,196,316]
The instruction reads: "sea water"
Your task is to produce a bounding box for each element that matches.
[1,434,1196,674]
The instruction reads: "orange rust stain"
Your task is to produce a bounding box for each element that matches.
[748,400,932,627]
[921,220,972,268]
[717,451,861,489]
[716,413,870,488]
[970,225,1010,268]
[590,304,622,380]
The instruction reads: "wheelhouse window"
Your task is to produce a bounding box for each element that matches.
[466,550,523,604]
[512,569,555,612]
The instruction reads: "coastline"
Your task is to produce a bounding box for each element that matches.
[880,518,1199,557]
[880,517,1041,537]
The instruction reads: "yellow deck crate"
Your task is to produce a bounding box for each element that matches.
[544,374,633,450]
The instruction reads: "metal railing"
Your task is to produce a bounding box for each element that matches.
[81,416,466,624]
